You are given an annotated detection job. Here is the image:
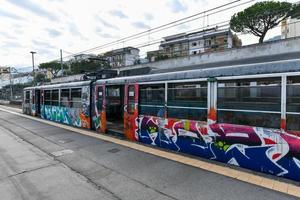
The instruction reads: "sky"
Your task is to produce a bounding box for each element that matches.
[0,0,298,70]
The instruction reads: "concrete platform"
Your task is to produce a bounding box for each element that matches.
[0,123,118,200]
[0,107,299,200]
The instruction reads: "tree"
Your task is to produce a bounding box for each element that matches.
[69,59,110,75]
[291,3,300,19]
[230,1,297,43]
[0,83,32,101]
[35,73,50,84]
[39,61,68,78]
[155,54,169,61]
[232,34,242,47]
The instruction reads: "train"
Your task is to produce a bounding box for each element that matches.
[23,58,300,181]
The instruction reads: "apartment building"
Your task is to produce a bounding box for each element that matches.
[148,28,237,62]
[282,18,300,39]
[104,47,140,68]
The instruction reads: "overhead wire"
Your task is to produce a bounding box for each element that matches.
[48,0,297,63]
[48,0,256,62]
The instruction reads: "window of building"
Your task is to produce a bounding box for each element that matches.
[182,43,189,50]
[60,89,70,107]
[204,39,211,47]
[51,89,59,106]
[193,51,197,55]
[167,82,207,121]
[287,76,300,130]
[217,78,281,128]
[139,84,165,117]
[192,42,197,46]
[44,90,51,105]
[127,85,135,114]
[71,88,82,108]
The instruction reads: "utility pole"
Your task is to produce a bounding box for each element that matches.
[60,49,63,76]
[30,51,36,86]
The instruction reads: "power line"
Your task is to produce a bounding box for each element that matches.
[67,1,242,54]
[63,50,76,55]
[48,0,254,62]
[90,0,253,56]
[138,18,300,58]
[127,21,230,53]
[121,3,298,54]
[115,0,253,44]
[47,0,296,63]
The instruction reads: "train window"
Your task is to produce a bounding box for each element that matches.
[167,82,207,121]
[218,111,281,128]
[217,78,281,128]
[60,89,70,107]
[71,88,82,108]
[107,87,120,97]
[287,76,300,130]
[139,84,165,117]
[287,115,300,131]
[106,86,121,106]
[128,85,135,114]
[44,90,51,105]
[51,90,59,106]
[97,87,103,110]
[25,91,30,103]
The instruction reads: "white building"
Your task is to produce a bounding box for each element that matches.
[148,28,236,62]
[72,53,98,62]
[104,47,140,68]
[188,28,233,55]
[0,74,33,88]
[282,18,300,39]
[0,66,10,74]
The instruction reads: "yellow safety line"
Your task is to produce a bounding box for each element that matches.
[0,106,299,198]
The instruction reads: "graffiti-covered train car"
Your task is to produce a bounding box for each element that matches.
[23,58,300,181]
[24,81,92,129]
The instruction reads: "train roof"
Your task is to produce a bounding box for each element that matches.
[96,58,300,85]
[24,57,300,91]
[24,80,91,90]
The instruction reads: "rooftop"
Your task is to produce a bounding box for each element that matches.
[160,28,231,46]
[104,47,140,56]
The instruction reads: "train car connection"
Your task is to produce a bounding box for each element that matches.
[23,58,300,181]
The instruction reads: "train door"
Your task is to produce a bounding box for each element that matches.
[35,89,41,116]
[40,90,45,118]
[106,85,124,133]
[124,84,139,141]
[94,85,106,133]
[23,90,31,115]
